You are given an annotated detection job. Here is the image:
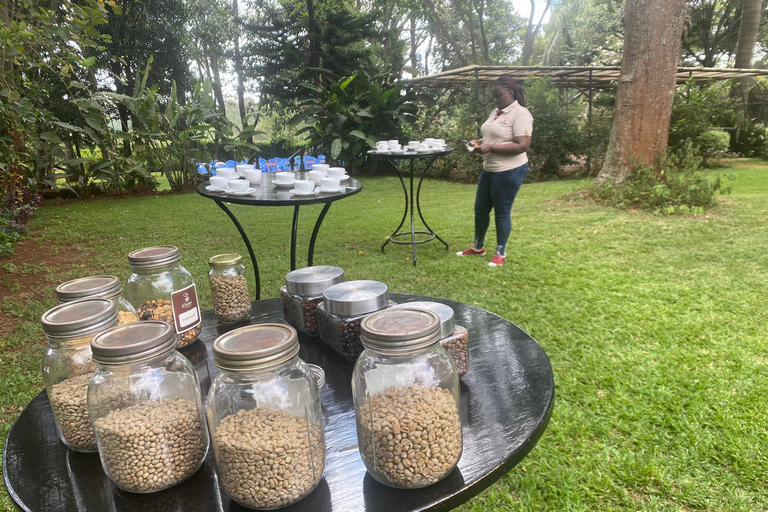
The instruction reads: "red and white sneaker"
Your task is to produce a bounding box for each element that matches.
[456,246,486,256]
[488,254,505,267]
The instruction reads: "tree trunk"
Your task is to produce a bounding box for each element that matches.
[735,0,763,68]
[233,0,246,128]
[1,0,11,74]
[521,0,552,65]
[209,51,227,113]
[306,0,320,86]
[475,0,490,64]
[410,17,418,70]
[423,0,470,67]
[597,0,686,184]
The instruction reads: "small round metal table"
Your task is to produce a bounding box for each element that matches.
[197,172,363,299]
[367,149,453,266]
[3,294,554,512]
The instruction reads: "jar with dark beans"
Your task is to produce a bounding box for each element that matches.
[440,325,469,377]
[136,299,201,348]
[280,287,323,336]
[281,266,345,337]
[317,301,397,361]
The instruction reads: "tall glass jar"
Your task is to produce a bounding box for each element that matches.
[124,246,202,348]
[352,307,462,489]
[56,275,138,324]
[40,298,118,452]
[88,321,209,493]
[392,301,470,377]
[317,280,395,361]
[208,253,251,324]
[280,266,345,336]
[207,324,326,509]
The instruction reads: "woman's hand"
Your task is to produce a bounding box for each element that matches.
[476,144,493,154]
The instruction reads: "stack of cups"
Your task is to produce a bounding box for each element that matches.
[375,141,389,153]
[309,164,329,185]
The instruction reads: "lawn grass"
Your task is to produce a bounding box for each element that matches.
[2,160,768,511]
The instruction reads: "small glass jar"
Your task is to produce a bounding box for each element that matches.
[392,302,469,377]
[352,307,462,489]
[124,246,202,348]
[40,298,119,452]
[207,324,326,509]
[317,280,395,361]
[88,321,209,493]
[208,253,251,324]
[280,266,345,336]
[56,275,138,324]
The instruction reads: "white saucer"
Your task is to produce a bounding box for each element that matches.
[328,174,349,181]
[224,187,256,195]
[319,186,345,193]
[273,181,295,188]
[205,185,227,192]
[416,148,433,153]
[288,188,317,196]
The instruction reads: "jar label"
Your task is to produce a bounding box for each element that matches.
[171,284,201,333]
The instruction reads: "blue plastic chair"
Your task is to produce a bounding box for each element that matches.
[258,158,267,172]
[317,154,326,163]
[303,156,317,170]
[225,160,236,168]
[266,161,280,172]
[197,164,208,175]
[214,161,227,168]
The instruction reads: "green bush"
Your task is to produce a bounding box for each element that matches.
[697,130,731,166]
[731,120,766,157]
[668,80,739,153]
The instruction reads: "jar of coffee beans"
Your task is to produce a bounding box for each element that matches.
[41,298,119,452]
[207,324,326,509]
[125,246,202,348]
[392,301,470,377]
[352,307,462,489]
[88,321,209,493]
[280,266,345,336]
[56,275,138,324]
[208,253,251,324]
[317,280,396,361]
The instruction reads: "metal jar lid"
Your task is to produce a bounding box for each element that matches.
[392,301,455,338]
[41,299,118,339]
[285,266,345,296]
[55,276,122,303]
[323,280,388,316]
[360,307,441,355]
[209,253,243,268]
[213,324,299,372]
[307,363,325,389]
[91,321,176,365]
[127,246,181,270]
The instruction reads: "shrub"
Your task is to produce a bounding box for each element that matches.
[668,80,739,153]
[697,130,731,166]
[731,120,766,157]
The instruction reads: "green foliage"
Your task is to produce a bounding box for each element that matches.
[668,80,740,153]
[697,129,731,166]
[732,120,766,157]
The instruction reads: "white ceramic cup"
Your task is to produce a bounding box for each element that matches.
[275,172,294,183]
[424,138,435,143]
[228,179,249,192]
[215,168,235,179]
[435,139,446,145]
[294,180,315,193]
[210,176,229,190]
[311,164,329,175]
[408,141,420,149]
[376,141,388,148]
[328,167,346,178]
[321,177,341,190]
[244,170,262,185]
[418,143,429,151]
[235,164,254,173]
[308,170,325,184]
[388,139,399,147]
[390,144,402,152]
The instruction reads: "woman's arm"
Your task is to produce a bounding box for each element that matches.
[476,135,532,155]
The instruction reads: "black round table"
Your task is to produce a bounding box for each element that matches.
[197,172,363,299]
[367,149,453,266]
[3,294,554,512]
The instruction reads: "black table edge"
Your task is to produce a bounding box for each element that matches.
[196,179,363,207]
[4,409,33,512]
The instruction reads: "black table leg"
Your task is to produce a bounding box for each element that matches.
[417,156,449,250]
[409,159,417,266]
[308,202,332,266]
[381,159,409,253]
[214,200,261,300]
[291,205,300,271]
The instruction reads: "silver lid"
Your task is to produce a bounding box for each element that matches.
[127,246,181,270]
[55,275,122,303]
[91,321,176,365]
[285,266,345,296]
[213,324,299,372]
[323,280,388,316]
[392,301,455,338]
[307,363,325,389]
[41,299,118,339]
[360,307,441,354]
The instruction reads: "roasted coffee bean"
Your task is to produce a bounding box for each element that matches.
[440,326,469,377]
[49,373,96,451]
[280,288,322,336]
[136,299,200,348]
[357,384,462,488]
[210,275,251,324]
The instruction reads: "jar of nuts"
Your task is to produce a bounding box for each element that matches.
[56,275,139,324]
[317,280,396,361]
[88,321,209,493]
[391,301,470,377]
[280,265,345,336]
[40,298,119,452]
[124,246,202,348]
[352,307,463,489]
[207,324,326,509]
[208,253,251,324]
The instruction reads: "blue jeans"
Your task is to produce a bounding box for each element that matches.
[474,163,528,256]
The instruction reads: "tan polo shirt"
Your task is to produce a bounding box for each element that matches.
[480,101,533,172]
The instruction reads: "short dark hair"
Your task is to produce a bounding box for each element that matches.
[493,76,526,107]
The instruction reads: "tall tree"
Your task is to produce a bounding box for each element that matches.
[682,0,740,67]
[522,0,553,65]
[597,0,687,184]
[233,0,247,127]
[735,0,764,67]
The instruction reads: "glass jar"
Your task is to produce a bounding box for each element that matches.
[207,324,325,509]
[56,275,138,324]
[280,266,345,336]
[317,280,395,361]
[88,321,209,493]
[208,253,251,324]
[352,307,462,489]
[124,246,202,348]
[392,302,470,377]
[40,298,119,452]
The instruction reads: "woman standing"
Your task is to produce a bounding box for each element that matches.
[456,76,533,267]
